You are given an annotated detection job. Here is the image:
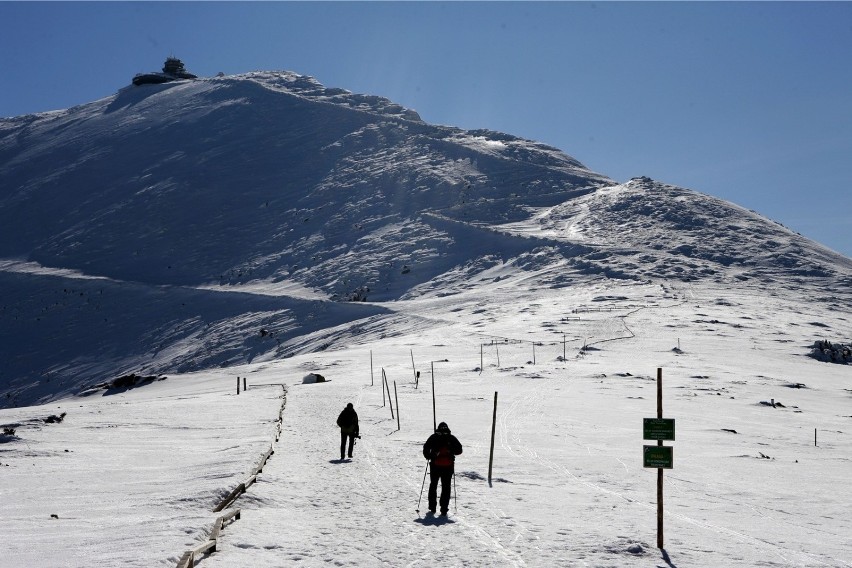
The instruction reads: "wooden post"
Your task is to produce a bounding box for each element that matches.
[394,381,400,431]
[385,371,394,420]
[370,350,374,386]
[563,334,566,360]
[381,368,386,407]
[657,367,664,550]
[410,349,417,384]
[815,428,817,447]
[496,344,501,368]
[532,341,536,365]
[243,377,247,391]
[237,376,240,395]
[480,344,483,374]
[488,391,498,484]
[432,364,437,432]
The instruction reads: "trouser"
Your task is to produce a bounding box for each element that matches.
[428,464,453,513]
[340,431,355,459]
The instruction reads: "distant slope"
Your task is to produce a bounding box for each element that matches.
[497,176,852,288]
[1,70,850,407]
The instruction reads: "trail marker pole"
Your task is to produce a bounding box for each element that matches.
[496,345,500,368]
[480,344,483,374]
[384,371,395,420]
[243,377,247,391]
[237,377,240,395]
[643,368,674,549]
[432,364,437,432]
[532,342,536,365]
[370,351,374,386]
[488,391,498,484]
[381,368,386,407]
[657,368,664,549]
[410,350,417,385]
[394,381,400,431]
[563,334,566,360]
[815,428,817,447]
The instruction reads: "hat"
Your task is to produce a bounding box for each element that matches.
[346,403,353,409]
[437,422,450,433]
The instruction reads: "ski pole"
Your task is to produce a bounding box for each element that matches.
[416,463,429,513]
[452,471,457,513]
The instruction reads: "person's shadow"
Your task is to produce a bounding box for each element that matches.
[329,458,351,464]
[414,513,455,526]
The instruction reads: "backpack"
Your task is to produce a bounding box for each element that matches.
[433,436,453,467]
[337,409,356,434]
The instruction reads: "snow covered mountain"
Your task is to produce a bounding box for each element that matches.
[1,70,850,408]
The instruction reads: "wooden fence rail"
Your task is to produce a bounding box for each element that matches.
[176,508,242,568]
[175,384,287,567]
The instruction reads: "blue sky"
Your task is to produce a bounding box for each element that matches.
[2,2,851,257]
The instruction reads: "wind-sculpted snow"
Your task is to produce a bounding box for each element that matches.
[498,177,852,289]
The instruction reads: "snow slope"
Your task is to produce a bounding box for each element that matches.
[1,70,851,566]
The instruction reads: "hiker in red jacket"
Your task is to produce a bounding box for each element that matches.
[422,422,463,516]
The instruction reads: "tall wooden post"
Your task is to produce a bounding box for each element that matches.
[563,334,566,360]
[237,376,240,395]
[381,368,386,407]
[410,350,417,384]
[532,341,536,365]
[480,344,483,373]
[657,367,664,549]
[243,377,247,391]
[488,391,498,484]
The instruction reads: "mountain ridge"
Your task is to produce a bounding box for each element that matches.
[1,70,849,407]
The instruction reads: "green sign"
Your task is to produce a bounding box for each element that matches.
[643,418,675,441]
[643,445,673,469]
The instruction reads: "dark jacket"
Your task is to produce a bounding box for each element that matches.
[423,431,462,467]
[337,406,359,436]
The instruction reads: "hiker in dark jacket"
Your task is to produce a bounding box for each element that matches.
[336,403,359,460]
[422,422,463,515]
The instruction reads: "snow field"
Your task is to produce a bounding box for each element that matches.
[0,371,284,568]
